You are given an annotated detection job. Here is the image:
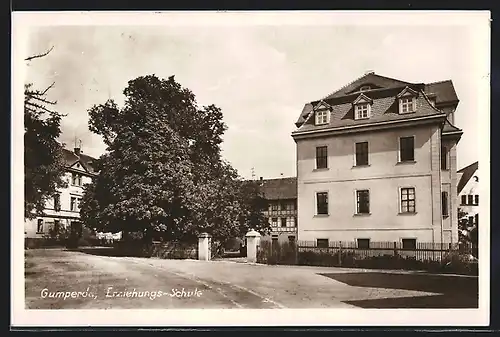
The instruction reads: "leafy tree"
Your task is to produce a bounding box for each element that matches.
[24,47,67,219]
[458,207,478,246]
[81,74,270,244]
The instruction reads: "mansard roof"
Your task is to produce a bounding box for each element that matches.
[293,72,459,136]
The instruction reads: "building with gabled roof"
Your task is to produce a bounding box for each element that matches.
[258,176,298,243]
[457,161,479,233]
[25,146,99,239]
[292,72,462,246]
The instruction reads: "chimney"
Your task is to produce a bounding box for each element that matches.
[365,70,375,75]
[74,147,81,156]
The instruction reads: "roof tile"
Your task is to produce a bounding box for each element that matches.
[258,177,297,200]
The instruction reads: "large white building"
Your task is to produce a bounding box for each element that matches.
[25,147,97,239]
[292,72,463,247]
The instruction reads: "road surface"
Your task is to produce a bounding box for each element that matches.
[25,248,478,309]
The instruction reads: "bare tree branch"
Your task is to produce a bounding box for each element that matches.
[30,95,57,105]
[25,46,54,61]
[40,82,55,95]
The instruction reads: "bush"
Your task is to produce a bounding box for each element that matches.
[257,240,297,265]
[111,240,198,259]
[259,241,478,276]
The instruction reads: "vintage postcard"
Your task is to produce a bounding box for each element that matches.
[12,10,490,327]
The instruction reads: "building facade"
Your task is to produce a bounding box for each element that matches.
[258,177,298,244]
[292,72,462,246]
[457,161,479,229]
[24,147,98,239]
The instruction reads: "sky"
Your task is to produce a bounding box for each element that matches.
[21,12,489,180]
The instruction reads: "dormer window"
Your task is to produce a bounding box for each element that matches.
[400,97,416,114]
[352,93,373,120]
[355,104,370,119]
[315,110,330,125]
[397,86,418,114]
[360,85,371,92]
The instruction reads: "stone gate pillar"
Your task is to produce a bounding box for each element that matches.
[245,229,261,263]
[198,232,211,261]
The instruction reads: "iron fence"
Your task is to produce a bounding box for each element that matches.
[257,239,478,275]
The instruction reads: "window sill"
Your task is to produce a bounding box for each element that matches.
[352,164,370,168]
[36,232,44,234]
[398,212,418,216]
[396,161,416,165]
[313,168,329,172]
[314,214,329,218]
[354,213,371,217]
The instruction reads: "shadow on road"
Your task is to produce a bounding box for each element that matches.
[66,247,138,257]
[319,272,478,308]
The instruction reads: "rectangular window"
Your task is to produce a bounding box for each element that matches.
[315,110,329,125]
[37,219,43,233]
[316,146,328,169]
[316,192,328,215]
[70,197,80,212]
[441,146,448,170]
[400,187,416,213]
[281,217,287,228]
[402,238,417,250]
[475,195,479,205]
[288,236,296,244]
[461,195,467,205]
[356,190,370,214]
[271,217,278,227]
[400,97,416,114]
[355,142,369,166]
[468,195,474,205]
[286,217,295,227]
[399,136,415,162]
[468,216,474,226]
[442,191,449,217]
[357,238,370,249]
[317,239,329,248]
[271,203,279,211]
[72,173,82,186]
[355,103,369,119]
[54,194,61,211]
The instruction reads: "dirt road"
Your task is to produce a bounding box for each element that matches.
[25,248,478,309]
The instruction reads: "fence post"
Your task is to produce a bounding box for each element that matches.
[198,233,211,261]
[393,241,398,257]
[245,229,261,263]
[338,241,342,267]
